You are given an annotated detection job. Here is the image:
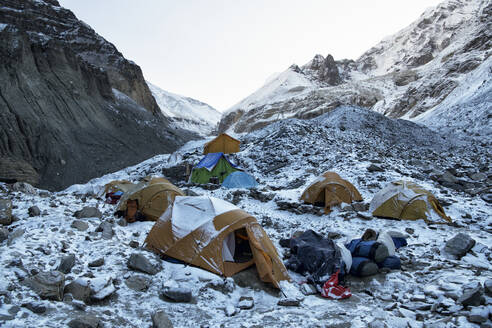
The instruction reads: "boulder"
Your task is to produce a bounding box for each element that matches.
[444,233,476,259]
[468,306,489,323]
[481,193,492,204]
[28,206,41,217]
[68,315,103,328]
[458,286,483,307]
[12,182,36,194]
[277,298,301,307]
[485,279,492,296]
[88,258,104,268]
[151,310,174,328]
[27,271,65,301]
[90,277,115,302]
[71,220,89,231]
[58,254,76,274]
[64,278,92,303]
[162,286,192,303]
[238,296,254,309]
[98,221,113,240]
[367,164,384,172]
[127,253,160,275]
[74,207,102,219]
[21,302,46,314]
[0,199,13,225]
[0,227,9,242]
[125,275,151,292]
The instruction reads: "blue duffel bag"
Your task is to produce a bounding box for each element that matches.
[377,255,401,270]
[345,239,389,263]
[350,257,379,277]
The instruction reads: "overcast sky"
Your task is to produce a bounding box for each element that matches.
[59,0,441,112]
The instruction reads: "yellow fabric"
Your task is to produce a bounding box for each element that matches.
[203,133,240,154]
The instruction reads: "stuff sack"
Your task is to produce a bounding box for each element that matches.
[377,255,401,270]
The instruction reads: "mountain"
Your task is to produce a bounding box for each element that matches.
[218,0,491,135]
[0,0,196,190]
[147,82,221,136]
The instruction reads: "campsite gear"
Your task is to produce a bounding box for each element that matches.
[350,257,379,277]
[345,239,389,263]
[284,230,345,284]
[106,190,123,204]
[300,172,363,213]
[361,228,378,241]
[116,178,185,221]
[390,236,408,249]
[377,255,401,270]
[103,180,134,195]
[369,180,451,223]
[203,133,240,154]
[222,171,258,189]
[144,196,289,288]
[190,153,239,184]
[320,270,352,300]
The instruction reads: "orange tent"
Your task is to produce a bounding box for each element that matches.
[203,133,240,154]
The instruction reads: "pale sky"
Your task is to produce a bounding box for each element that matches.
[59,0,442,111]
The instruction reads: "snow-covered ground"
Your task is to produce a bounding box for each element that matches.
[1,106,490,327]
[147,82,221,136]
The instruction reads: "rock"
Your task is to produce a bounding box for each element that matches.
[405,228,415,235]
[71,220,89,231]
[0,227,9,242]
[238,296,254,309]
[127,253,160,275]
[97,221,113,240]
[277,298,301,306]
[88,258,104,268]
[26,270,65,301]
[7,228,25,246]
[0,199,13,225]
[71,300,87,311]
[0,157,39,186]
[224,304,237,317]
[481,193,492,204]
[444,233,476,259]
[367,164,384,172]
[116,218,128,227]
[28,206,41,217]
[58,254,76,274]
[468,172,487,181]
[74,207,102,219]
[90,277,115,301]
[162,286,192,303]
[22,302,46,314]
[352,202,369,212]
[64,278,92,303]
[468,306,489,323]
[68,315,103,328]
[125,275,151,292]
[151,310,174,328]
[458,286,483,307]
[129,240,139,248]
[484,280,492,296]
[12,182,36,194]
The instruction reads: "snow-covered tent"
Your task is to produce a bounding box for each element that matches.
[301,171,363,213]
[190,152,238,184]
[222,171,257,189]
[370,181,451,223]
[145,196,290,288]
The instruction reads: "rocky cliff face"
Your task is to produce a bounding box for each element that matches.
[0,0,195,190]
[219,0,491,135]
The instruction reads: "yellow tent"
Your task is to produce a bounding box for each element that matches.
[145,196,290,288]
[204,133,240,154]
[370,180,451,223]
[300,171,363,213]
[116,178,185,221]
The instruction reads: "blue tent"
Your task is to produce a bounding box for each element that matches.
[222,171,258,189]
[194,152,237,171]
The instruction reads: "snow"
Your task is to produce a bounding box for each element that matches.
[147,81,221,136]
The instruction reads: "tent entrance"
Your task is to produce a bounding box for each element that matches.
[222,228,255,276]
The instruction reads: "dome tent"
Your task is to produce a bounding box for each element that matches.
[190,152,238,184]
[204,133,240,154]
[103,180,134,195]
[369,180,451,223]
[300,171,363,213]
[116,177,185,221]
[222,171,258,189]
[145,196,290,288]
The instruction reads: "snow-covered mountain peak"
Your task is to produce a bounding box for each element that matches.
[147,82,221,136]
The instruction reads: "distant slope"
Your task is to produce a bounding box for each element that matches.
[147,82,221,136]
[218,0,491,135]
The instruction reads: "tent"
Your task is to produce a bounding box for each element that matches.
[222,171,258,189]
[204,133,240,154]
[145,196,290,288]
[116,178,185,221]
[103,180,134,195]
[369,180,451,223]
[300,172,363,213]
[190,152,238,184]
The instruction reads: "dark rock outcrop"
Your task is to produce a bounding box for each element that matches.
[0,0,195,190]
